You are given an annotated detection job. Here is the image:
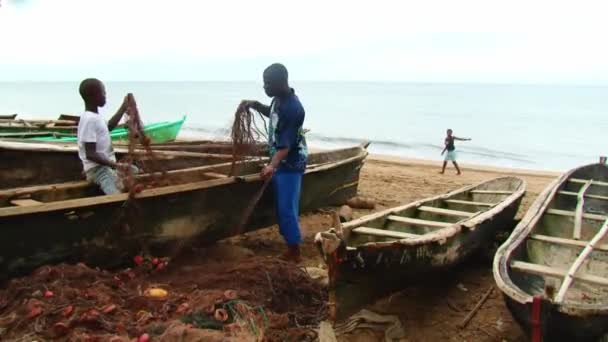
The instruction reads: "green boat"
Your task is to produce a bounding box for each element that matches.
[27,116,186,144]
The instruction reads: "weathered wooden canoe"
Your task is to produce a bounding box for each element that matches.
[316,177,526,320]
[494,163,608,341]
[0,143,369,279]
[0,140,235,189]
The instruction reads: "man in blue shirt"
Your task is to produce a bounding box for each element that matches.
[242,63,308,262]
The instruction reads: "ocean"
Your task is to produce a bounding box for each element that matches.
[0,82,605,171]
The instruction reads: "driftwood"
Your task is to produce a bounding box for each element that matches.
[346,196,376,209]
[459,286,494,329]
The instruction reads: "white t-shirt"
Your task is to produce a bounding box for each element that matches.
[77,111,116,172]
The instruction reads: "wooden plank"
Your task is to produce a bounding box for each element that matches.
[418,206,476,218]
[351,226,420,239]
[387,215,451,228]
[555,219,608,303]
[574,180,593,239]
[10,199,43,206]
[570,178,608,187]
[202,172,228,179]
[558,191,608,201]
[445,199,494,207]
[529,234,608,252]
[510,261,608,287]
[546,209,607,221]
[470,190,512,195]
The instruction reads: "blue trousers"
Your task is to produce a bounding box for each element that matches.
[272,169,303,246]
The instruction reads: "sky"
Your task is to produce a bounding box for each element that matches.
[1,0,607,84]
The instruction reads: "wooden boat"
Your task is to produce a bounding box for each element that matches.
[315,177,526,320]
[0,140,234,189]
[0,143,369,279]
[30,116,186,143]
[0,116,185,143]
[494,163,608,341]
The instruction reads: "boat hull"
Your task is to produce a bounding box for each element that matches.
[331,194,522,320]
[0,146,368,280]
[504,295,608,341]
[494,163,608,341]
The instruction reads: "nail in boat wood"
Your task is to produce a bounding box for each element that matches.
[315,176,526,321]
[494,163,608,341]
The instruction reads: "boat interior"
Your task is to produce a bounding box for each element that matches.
[345,177,524,246]
[508,164,608,305]
[0,145,365,211]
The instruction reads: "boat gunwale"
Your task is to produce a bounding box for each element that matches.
[0,143,369,218]
[493,162,608,315]
[337,176,527,248]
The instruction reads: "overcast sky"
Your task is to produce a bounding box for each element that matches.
[1,0,607,84]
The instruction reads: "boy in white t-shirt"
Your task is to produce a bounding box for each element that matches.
[77,78,132,194]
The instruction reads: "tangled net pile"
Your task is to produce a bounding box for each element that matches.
[0,258,326,341]
[230,103,268,176]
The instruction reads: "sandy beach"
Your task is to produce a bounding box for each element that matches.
[0,151,560,341]
[226,153,558,341]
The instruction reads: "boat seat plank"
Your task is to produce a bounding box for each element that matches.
[510,261,608,286]
[558,191,608,201]
[10,199,43,206]
[418,206,476,218]
[529,234,608,252]
[570,178,608,187]
[387,215,451,228]
[351,227,420,239]
[546,209,607,221]
[444,199,494,207]
[470,190,512,195]
[202,172,228,179]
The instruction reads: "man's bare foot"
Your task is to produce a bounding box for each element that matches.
[456,172,461,175]
[280,245,302,263]
[439,171,444,174]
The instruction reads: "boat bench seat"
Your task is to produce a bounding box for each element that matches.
[445,199,494,207]
[352,227,419,239]
[470,190,512,195]
[570,178,608,187]
[10,199,43,206]
[546,209,607,221]
[529,234,608,252]
[417,206,476,218]
[510,261,608,286]
[387,215,451,228]
[558,191,608,201]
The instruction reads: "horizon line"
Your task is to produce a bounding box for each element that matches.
[1,80,607,87]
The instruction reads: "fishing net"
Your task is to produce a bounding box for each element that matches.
[230,103,268,176]
[0,258,326,340]
[118,94,169,196]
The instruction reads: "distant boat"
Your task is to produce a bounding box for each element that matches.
[0,116,186,144]
[494,163,608,342]
[316,177,526,320]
